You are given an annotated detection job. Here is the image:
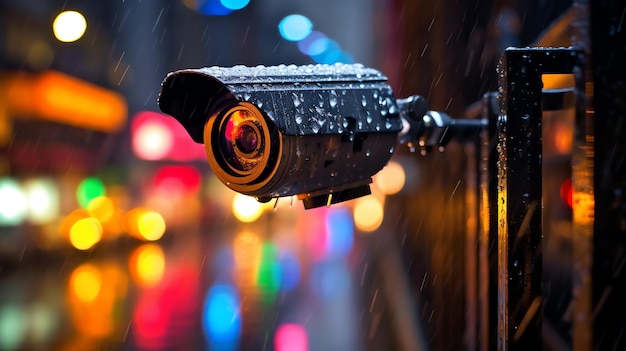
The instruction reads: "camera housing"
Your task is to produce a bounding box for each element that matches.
[158,63,403,209]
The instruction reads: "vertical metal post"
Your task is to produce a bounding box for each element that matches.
[497,48,584,350]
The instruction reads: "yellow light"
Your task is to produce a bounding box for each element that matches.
[69,264,102,303]
[87,196,115,223]
[53,11,87,43]
[232,194,264,222]
[374,160,406,195]
[137,211,166,241]
[69,217,103,250]
[129,244,165,287]
[353,197,384,232]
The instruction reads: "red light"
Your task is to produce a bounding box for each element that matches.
[131,111,206,161]
[560,178,573,208]
[152,165,202,196]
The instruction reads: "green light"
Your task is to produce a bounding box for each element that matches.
[256,243,281,302]
[76,177,105,208]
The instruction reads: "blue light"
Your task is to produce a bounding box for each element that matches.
[220,0,250,10]
[325,207,354,257]
[278,14,313,42]
[279,250,301,292]
[197,0,232,16]
[202,284,241,349]
[297,31,327,56]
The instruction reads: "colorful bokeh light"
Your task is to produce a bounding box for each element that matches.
[76,177,106,209]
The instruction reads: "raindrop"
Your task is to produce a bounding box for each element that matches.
[361,95,367,107]
[385,121,392,129]
[292,92,302,107]
[329,90,338,108]
[365,150,371,157]
[311,124,321,133]
[243,92,251,101]
[366,113,373,124]
[389,146,395,154]
[296,115,303,124]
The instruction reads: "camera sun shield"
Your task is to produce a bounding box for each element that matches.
[158,63,403,209]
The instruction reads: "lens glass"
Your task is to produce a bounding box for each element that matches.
[235,124,258,154]
[220,108,264,172]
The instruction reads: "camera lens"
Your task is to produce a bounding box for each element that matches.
[219,108,265,172]
[235,124,259,154]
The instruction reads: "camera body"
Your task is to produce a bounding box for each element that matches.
[158,63,403,208]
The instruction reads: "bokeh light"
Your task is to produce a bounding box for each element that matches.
[124,208,167,241]
[325,207,354,257]
[76,177,106,209]
[69,217,103,250]
[195,0,233,16]
[137,210,166,241]
[0,178,28,226]
[129,244,166,287]
[297,31,327,56]
[374,160,406,195]
[132,120,173,160]
[278,14,313,42]
[69,264,102,303]
[0,305,28,350]
[220,0,250,10]
[353,196,384,232]
[203,284,241,350]
[87,196,115,223]
[53,11,87,43]
[275,323,308,351]
[22,178,59,224]
[232,194,264,222]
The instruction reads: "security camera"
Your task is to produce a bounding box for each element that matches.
[158,63,485,209]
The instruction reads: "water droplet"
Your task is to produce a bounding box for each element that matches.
[312,124,321,133]
[295,115,303,124]
[366,113,373,124]
[330,171,338,177]
[243,92,251,101]
[385,121,392,129]
[292,92,301,107]
[329,90,338,108]
[361,95,367,107]
[389,146,395,154]
[365,150,371,157]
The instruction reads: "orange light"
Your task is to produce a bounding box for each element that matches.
[69,264,102,303]
[353,197,384,232]
[233,231,263,272]
[129,244,166,287]
[3,71,127,132]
